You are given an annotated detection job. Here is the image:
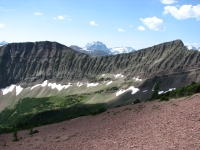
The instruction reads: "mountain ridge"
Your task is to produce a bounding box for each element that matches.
[1,39,200,89]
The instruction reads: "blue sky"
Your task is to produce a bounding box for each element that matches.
[0,0,200,49]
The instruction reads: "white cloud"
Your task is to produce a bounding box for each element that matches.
[140,16,165,31]
[118,28,125,32]
[34,12,42,16]
[0,24,5,28]
[0,7,15,11]
[90,21,98,26]
[161,0,178,4]
[53,15,72,21]
[58,15,64,20]
[164,4,200,20]
[138,26,145,31]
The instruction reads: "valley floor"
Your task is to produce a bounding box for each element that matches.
[0,94,200,150]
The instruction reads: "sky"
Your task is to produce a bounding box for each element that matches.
[0,0,200,50]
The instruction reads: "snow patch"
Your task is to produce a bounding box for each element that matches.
[116,86,139,96]
[31,84,41,90]
[87,82,99,87]
[133,76,142,81]
[1,80,73,95]
[143,90,147,92]
[77,82,83,87]
[1,85,16,95]
[102,74,105,77]
[16,85,23,95]
[168,88,176,92]
[1,84,24,95]
[48,83,71,91]
[129,86,140,94]
[116,89,126,96]
[158,88,176,94]
[41,80,48,87]
[114,74,124,78]
[30,80,72,91]
[106,81,113,86]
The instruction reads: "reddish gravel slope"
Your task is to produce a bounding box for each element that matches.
[0,94,200,150]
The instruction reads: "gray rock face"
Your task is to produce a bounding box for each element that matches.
[0,39,200,88]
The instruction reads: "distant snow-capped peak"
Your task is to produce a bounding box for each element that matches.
[186,45,197,50]
[85,41,110,52]
[109,47,135,54]
[186,45,200,51]
[0,41,8,46]
[84,41,135,55]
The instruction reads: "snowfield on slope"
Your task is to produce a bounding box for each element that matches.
[116,86,139,96]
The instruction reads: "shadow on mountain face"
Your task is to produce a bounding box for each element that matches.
[0,102,106,134]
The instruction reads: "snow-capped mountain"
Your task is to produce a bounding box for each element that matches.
[83,41,135,55]
[85,41,110,53]
[70,45,111,56]
[0,41,8,46]
[109,47,135,55]
[186,45,200,51]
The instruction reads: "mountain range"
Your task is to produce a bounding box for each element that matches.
[1,39,200,99]
[70,41,135,56]
[1,39,200,134]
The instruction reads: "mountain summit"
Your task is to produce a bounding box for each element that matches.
[0,41,8,46]
[84,41,110,53]
[82,41,135,55]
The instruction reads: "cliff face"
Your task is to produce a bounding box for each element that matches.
[0,40,200,88]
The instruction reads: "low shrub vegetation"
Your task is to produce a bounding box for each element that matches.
[147,81,200,102]
[158,81,200,101]
[133,99,141,104]
[0,95,106,134]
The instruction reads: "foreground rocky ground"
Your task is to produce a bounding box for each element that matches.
[0,94,200,150]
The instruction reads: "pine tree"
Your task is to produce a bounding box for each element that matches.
[12,129,18,142]
[150,82,160,100]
